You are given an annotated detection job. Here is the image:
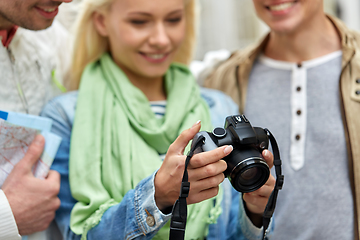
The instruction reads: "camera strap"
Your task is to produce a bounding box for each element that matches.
[262,129,284,239]
[169,135,205,240]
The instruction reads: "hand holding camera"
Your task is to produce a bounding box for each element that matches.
[155,116,277,216]
[154,120,233,211]
[243,149,275,227]
[191,115,277,226]
[192,115,273,192]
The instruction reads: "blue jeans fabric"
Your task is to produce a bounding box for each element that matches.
[40,88,272,240]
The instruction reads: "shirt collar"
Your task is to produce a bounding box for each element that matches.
[0,25,18,48]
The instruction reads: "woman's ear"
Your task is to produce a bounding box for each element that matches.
[93,11,109,37]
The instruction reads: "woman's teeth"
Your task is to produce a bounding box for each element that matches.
[268,2,295,11]
[147,54,166,59]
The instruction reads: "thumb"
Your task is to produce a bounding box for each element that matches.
[262,149,274,169]
[16,134,45,174]
[167,120,201,155]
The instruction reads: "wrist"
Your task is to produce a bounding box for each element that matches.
[154,173,169,211]
[246,210,263,228]
[243,198,263,228]
[154,172,172,211]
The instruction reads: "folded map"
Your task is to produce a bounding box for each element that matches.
[0,110,62,187]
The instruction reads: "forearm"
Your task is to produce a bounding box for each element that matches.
[212,181,272,240]
[66,173,171,240]
[237,198,267,240]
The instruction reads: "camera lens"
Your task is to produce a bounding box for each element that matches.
[238,167,263,187]
[232,161,269,192]
[237,164,268,188]
[241,168,258,180]
[224,148,270,193]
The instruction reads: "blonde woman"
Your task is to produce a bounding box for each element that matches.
[41,0,275,239]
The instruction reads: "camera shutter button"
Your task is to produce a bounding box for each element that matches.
[213,127,226,138]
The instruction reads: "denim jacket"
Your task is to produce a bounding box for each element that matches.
[41,88,273,240]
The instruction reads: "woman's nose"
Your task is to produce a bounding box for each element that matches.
[148,23,171,49]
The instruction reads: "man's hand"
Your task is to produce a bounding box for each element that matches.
[243,149,276,227]
[2,135,61,235]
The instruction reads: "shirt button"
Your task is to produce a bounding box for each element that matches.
[296,86,302,92]
[296,110,302,115]
[295,134,301,141]
[146,215,155,227]
[297,63,302,68]
[356,90,360,95]
[356,79,360,84]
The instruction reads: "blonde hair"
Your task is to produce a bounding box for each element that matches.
[66,0,197,90]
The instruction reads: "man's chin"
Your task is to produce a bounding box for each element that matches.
[268,20,301,35]
[24,20,54,31]
[14,14,55,30]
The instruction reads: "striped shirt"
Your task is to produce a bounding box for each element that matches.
[150,100,167,119]
[150,100,167,160]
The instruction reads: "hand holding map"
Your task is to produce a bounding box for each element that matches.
[0,111,62,187]
[1,133,61,236]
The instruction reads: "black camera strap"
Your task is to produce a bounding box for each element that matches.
[262,129,284,239]
[169,135,205,240]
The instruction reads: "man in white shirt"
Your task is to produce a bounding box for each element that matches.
[0,0,72,239]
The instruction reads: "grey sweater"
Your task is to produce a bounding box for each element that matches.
[245,52,353,240]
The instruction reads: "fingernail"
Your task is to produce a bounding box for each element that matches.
[191,120,201,128]
[34,135,43,145]
[263,149,270,158]
[223,145,233,155]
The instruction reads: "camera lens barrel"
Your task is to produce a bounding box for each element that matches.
[224,147,270,193]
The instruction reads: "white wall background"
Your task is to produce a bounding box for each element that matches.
[337,0,360,31]
[194,0,263,60]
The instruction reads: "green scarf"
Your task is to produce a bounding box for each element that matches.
[69,53,222,239]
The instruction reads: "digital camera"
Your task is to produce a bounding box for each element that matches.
[192,115,270,193]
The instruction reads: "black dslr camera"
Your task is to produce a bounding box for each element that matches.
[192,114,270,193]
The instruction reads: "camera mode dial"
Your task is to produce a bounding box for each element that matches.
[212,127,226,138]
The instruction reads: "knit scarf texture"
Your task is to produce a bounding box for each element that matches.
[69,53,222,239]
